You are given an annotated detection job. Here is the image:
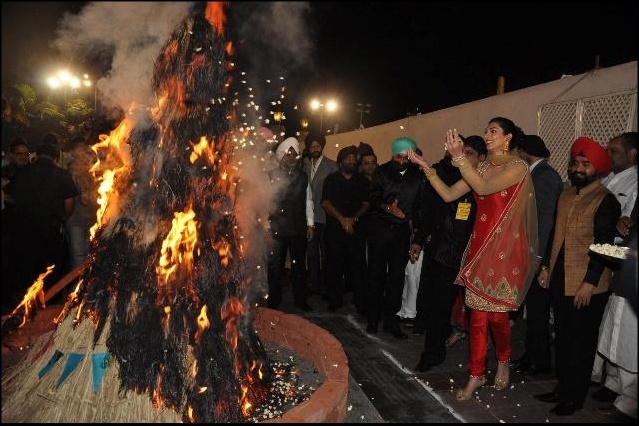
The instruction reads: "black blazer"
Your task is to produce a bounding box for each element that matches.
[531,159,564,258]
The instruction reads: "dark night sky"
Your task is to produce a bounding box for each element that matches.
[2,1,637,130]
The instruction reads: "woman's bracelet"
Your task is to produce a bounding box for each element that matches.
[423,167,437,178]
[451,155,468,168]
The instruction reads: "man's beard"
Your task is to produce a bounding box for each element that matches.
[282,157,299,171]
[341,163,358,174]
[309,151,321,159]
[391,160,408,172]
[568,171,597,187]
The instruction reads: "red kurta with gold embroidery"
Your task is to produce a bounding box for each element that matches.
[458,177,535,312]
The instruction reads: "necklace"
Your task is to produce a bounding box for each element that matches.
[489,153,516,166]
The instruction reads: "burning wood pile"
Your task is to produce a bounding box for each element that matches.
[2,2,309,422]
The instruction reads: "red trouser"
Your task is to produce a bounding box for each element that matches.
[467,308,511,377]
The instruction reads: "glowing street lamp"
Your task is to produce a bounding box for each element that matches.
[47,70,96,109]
[310,98,338,133]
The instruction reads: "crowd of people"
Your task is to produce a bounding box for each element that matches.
[2,129,98,315]
[2,98,636,419]
[261,118,636,419]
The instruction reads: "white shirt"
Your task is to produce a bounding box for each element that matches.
[601,165,637,216]
[528,158,543,171]
[306,183,314,226]
[601,165,637,243]
[310,156,324,181]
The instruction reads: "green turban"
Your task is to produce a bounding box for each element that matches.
[391,137,417,155]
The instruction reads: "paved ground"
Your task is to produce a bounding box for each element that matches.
[2,288,634,424]
[282,290,634,424]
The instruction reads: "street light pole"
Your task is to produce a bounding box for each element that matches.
[82,74,97,111]
[355,102,372,129]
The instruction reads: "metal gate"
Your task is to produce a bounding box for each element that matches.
[537,90,637,181]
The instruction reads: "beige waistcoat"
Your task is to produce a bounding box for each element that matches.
[549,181,612,296]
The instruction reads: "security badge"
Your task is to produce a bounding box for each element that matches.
[455,202,471,220]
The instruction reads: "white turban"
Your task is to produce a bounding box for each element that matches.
[275,137,300,161]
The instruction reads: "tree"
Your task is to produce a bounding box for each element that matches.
[4,82,95,148]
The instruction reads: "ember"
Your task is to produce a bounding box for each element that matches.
[1,2,318,423]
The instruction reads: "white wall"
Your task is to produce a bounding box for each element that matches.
[322,61,637,165]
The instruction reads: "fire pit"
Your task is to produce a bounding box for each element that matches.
[1,305,349,423]
[2,3,350,422]
[253,308,349,423]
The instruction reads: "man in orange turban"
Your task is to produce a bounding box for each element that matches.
[534,136,620,415]
[570,137,612,176]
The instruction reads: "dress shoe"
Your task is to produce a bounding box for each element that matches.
[534,391,560,403]
[401,318,415,328]
[591,386,618,402]
[383,326,408,340]
[294,302,313,312]
[549,401,581,416]
[514,361,551,376]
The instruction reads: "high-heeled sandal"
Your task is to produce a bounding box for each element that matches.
[494,360,510,391]
[445,330,467,347]
[455,375,487,401]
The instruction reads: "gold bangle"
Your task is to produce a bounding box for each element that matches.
[451,155,469,168]
[424,167,437,178]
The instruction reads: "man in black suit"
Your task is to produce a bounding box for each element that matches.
[510,134,564,375]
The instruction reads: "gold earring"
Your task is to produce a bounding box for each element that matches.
[502,139,510,154]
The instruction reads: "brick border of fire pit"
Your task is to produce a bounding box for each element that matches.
[253,307,349,423]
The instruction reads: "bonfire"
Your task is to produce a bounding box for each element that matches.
[1,2,298,422]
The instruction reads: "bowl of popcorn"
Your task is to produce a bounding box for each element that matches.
[589,243,630,260]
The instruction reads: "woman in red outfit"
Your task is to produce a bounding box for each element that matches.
[408,117,538,401]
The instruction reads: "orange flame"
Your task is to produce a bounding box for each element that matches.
[89,118,133,238]
[190,136,216,164]
[162,305,171,335]
[240,384,252,416]
[221,297,244,353]
[152,365,166,409]
[54,278,84,324]
[10,265,54,327]
[89,169,116,239]
[205,2,228,36]
[212,238,231,267]
[194,305,211,343]
[156,206,198,301]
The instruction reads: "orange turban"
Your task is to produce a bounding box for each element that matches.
[570,137,612,175]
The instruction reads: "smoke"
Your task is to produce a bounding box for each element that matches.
[229,2,314,122]
[232,2,313,73]
[52,2,315,293]
[52,2,195,114]
[52,2,314,125]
